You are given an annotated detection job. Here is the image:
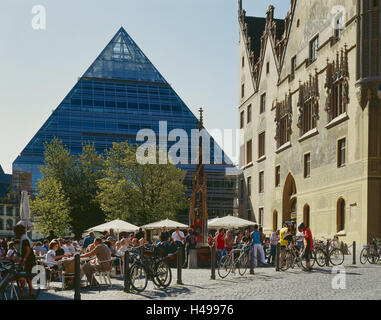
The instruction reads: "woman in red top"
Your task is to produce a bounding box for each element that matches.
[214,228,226,266]
[298,222,313,271]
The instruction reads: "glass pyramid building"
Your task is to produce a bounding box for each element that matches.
[13,27,237,220]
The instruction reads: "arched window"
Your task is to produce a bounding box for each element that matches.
[273,211,278,232]
[337,198,345,232]
[6,219,13,231]
[303,204,310,228]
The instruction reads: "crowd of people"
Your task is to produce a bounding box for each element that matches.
[207,221,314,271]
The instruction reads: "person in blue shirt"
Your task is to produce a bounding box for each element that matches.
[43,240,49,252]
[83,232,95,250]
[251,224,267,267]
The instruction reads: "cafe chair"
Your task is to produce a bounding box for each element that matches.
[87,258,114,289]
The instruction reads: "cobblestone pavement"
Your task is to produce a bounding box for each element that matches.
[38,254,381,300]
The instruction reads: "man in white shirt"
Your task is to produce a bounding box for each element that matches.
[171,227,185,250]
[67,240,76,255]
[62,239,72,256]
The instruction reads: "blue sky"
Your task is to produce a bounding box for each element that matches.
[0,0,290,173]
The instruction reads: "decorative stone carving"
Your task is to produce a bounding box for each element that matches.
[297,70,320,132]
[324,45,350,122]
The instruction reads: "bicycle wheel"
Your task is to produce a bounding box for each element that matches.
[310,250,316,267]
[300,250,314,270]
[238,252,249,276]
[330,248,344,266]
[155,260,172,288]
[315,249,327,267]
[360,248,368,264]
[218,255,232,279]
[280,251,291,271]
[130,263,148,292]
[367,248,378,264]
[377,247,381,262]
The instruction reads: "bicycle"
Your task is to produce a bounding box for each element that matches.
[280,238,316,271]
[218,243,252,278]
[0,260,41,300]
[360,238,381,264]
[129,245,172,292]
[313,239,344,267]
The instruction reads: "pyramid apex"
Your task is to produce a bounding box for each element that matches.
[82,26,167,83]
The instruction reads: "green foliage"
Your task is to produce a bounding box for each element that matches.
[97,142,187,225]
[31,177,71,237]
[31,139,105,238]
[31,138,188,237]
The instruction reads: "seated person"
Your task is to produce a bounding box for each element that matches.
[154,227,171,257]
[131,238,139,247]
[53,239,66,260]
[104,240,115,255]
[34,241,48,256]
[45,241,67,269]
[139,236,148,246]
[61,240,73,256]
[6,240,20,261]
[117,238,130,254]
[80,238,112,286]
[171,227,185,250]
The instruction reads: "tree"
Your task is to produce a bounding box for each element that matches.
[31,177,71,237]
[67,143,105,237]
[97,142,187,225]
[31,139,105,238]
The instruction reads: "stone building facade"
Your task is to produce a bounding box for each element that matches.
[238,0,381,243]
[0,165,18,238]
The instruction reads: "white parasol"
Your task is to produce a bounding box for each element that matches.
[16,190,34,232]
[86,219,139,234]
[207,215,256,229]
[140,218,188,230]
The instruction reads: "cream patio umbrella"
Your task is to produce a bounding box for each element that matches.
[86,219,139,236]
[16,190,34,232]
[140,218,188,230]
[207,215,256,229]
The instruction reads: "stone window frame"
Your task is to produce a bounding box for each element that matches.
[259,207,264,226]
[274,92,292,149]
[259,171,265,194]
[303,152,311,178]
[246,139,253,164]
[309,35,319,64]
[297,71,320,136]
[247,104,252,124]
[275,165,280,187]
[324,46,350,123]
[337,198,346,233]
[260,93,266,114]
[337,137,346,168]
[258,131,266,159]
[240,110,245,129]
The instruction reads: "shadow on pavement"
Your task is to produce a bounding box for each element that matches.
[129,286,191,299]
